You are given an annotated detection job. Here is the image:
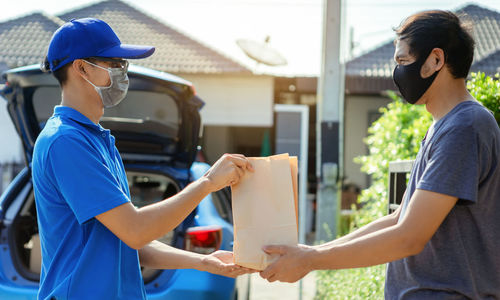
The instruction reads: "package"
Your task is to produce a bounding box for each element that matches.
[231,153,298,270]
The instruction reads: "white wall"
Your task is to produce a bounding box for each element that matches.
[180,74,274,127]
[344,95,391,189]
[0,102,23,163]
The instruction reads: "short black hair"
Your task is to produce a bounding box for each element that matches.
[395,10,475,79]
[41,56,71,86]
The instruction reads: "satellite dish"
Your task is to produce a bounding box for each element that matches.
[236,36,287,67]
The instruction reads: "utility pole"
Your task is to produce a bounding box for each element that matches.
[316,0,345,243]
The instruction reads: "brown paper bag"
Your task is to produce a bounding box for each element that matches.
[231,153,298,270]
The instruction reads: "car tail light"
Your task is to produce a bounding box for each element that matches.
[184,225,222,254]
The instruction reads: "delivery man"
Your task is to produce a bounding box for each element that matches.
[33,18,253,299]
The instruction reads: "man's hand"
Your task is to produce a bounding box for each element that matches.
[201,250,256,278]
[203,154,254,192]
[260,244,315,283]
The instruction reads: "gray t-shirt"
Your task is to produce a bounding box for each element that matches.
[385,101,500,299]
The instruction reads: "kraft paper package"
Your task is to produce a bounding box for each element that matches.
[231,153,298,271]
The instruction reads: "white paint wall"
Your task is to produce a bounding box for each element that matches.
[0,102,23,163]
[180,74,274,127]
[344,95,391,189]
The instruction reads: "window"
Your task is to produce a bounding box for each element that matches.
[32,88,180,139]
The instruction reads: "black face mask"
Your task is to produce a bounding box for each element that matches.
[393,53,439,104]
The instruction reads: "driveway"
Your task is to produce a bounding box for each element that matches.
[238,271,316,300]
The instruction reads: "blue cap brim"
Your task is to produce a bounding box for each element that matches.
[97,43,155,59]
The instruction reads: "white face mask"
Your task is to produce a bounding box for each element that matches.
[82,60,129,108]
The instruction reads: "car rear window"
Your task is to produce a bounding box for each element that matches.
[32,87,180,138]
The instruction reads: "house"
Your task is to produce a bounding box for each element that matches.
[0,0,274,165]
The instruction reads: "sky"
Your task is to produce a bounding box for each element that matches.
[2,0,500,76]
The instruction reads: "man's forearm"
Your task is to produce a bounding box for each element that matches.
[308,223,420,271]
[139,241,253,278]
[97,177,214,250]
[97,154,252,250]
[308,205,409,270]
[308,190,456,270]
[131,177,213,248]
[139,241,206,270]
[316,208,400,250]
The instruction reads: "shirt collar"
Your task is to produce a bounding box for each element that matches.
[53,105,105,131]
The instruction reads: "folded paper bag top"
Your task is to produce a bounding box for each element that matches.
[231,153,298,270]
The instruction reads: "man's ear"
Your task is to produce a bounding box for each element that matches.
[72,59,87,79]
[421,48,445,78]
[430,48,445,72]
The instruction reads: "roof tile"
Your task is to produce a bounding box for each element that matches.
[57,0,250,74]
[0,13,63,71]
[0,0,250,75]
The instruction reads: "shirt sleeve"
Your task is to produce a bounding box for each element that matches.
[47,134,130,224]
[417,124,479,203]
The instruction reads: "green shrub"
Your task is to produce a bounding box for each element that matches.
[467,72,500,126]
[315,265,386,300]
[315,73,499,299]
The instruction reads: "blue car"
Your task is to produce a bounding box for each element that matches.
[0,64,238,299]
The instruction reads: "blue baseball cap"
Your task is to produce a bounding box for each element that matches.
[47,18,155,71]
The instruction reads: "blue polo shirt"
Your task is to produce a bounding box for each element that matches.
[32,106,146,300]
